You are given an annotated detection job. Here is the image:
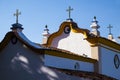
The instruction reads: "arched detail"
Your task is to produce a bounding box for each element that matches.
[46,21,90,47]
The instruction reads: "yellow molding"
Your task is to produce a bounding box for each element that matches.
[87,37,120,51]
[46,21,89,47]
[45,20,120,54]
[99,37,120,51]
[45,49,97,63]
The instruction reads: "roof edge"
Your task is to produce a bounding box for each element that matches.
[44,47,97,63]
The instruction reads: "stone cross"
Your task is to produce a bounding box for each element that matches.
[66,6,73,19]
[107,24,113,34]
[14,9,21,23]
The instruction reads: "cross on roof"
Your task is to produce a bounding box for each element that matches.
[14,9,21,23]
[107,24,113,34]
[66,6,73,19]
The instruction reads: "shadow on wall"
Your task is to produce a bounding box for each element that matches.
[0,52,81,80]
[51,32,70,48]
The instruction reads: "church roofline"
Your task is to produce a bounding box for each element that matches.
[86,36,120,51]
[0,31,117,80]
[2,25,120,64]
[45,20,120,52]
[0,31,43,53]
[43,47,97,63]
[0,31,114,79]
[0,31,97,63]
[50,67,117,80]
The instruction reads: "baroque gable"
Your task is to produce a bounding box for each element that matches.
[46,21,92,57]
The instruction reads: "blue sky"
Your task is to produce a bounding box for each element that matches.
[0,0,120,43]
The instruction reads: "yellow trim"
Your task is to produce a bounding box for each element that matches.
[45,49,97,63]
[46,20,120,53]
[86,37,98,46]
[99,37,120,51]
[70,23,89,38]
[46,22,67,47]
[46,21,89,47]
[87,37,120,51]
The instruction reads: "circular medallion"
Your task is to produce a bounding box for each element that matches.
[64,26,71,34]
[11,36,17,44]
[114,54,120,69]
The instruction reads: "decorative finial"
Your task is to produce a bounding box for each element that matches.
[107,24,113,35]
[91,16,99,29]
[42,25,50,44]
[66,6,73,19]
[43,25,49,32]
[90,16,100,36]
[14,9,21,23]
[45,25,48,28]
[94,16,96,20]
[93,16,98,22]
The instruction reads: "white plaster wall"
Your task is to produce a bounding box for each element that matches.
[0,40,44,80]
[100,46,120,79]
[51,32,91,57]
[0,39,88,80]
[45,54,94,72]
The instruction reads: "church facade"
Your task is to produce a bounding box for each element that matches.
[43,17,120,80]
[0,9,119,80]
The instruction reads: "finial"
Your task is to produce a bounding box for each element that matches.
[94,16,96,20]
[93,16,97,22]
[45,25,48,28]
[66,6,73,19]
[107,24,113,35]
[90,16,100,36]
[44,25,49,31]
[42,25,50,44]
[14,9,21,23]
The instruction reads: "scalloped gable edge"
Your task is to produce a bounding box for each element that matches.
[45,21,120,51]
[45,21,90,47]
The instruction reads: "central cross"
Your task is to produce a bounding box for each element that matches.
[107,24,113,34]
[14,9,21,23]
[66,6,73,19]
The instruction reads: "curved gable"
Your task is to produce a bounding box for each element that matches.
[46,21,90,47]
[46,21,91,57]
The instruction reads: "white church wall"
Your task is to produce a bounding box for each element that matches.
[0,40,43,80]
[51,32,91,58]
[45,54,94,72]
[100,46,120,79]
[0,38,92,80]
